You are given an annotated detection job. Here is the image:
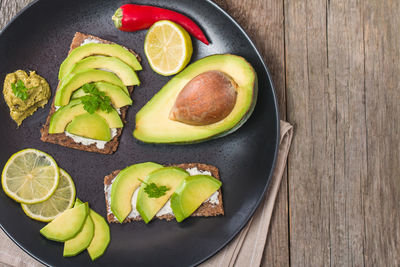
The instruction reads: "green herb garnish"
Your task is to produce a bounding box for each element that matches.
[138,178,170,198]
[80,83,113,114]
[11,80,29,100]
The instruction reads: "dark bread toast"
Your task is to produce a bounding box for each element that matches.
[104,163,224,223]
[40,32,140,154]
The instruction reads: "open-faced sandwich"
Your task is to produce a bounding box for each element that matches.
[104,162,224,223]
[41,32,141,154]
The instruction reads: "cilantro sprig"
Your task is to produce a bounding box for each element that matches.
[80,83,113,114]
[11,80,29,101]
[138,179,170,198]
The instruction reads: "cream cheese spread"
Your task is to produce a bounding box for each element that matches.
[65,128,118,149]
[80,38,102,46]
[105,167,220,219]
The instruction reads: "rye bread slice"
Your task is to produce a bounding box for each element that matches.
[40,32,140,154]
[104,163,224,223]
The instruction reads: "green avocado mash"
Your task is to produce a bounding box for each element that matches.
[3,70,51,126]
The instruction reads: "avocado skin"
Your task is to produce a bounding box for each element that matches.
[133,54,258,144]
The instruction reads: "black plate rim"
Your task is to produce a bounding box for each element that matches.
[0,0,281,266]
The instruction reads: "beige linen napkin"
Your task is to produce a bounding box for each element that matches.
[201,120,293,266]
[0,121,293,267]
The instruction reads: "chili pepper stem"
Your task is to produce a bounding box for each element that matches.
[112,8,123,29]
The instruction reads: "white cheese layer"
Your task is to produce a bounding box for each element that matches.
[80,38,102,46]
[65,128,118,149]
[105,167,220,219]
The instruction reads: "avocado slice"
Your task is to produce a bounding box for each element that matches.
[71,82,132,108]
[134,54,257,143]
[111,162,163,223]
[171,175,222,222]
[40,202,89,242]
[87,209,110,261]
[136,167,188,223]
[66,113,111,141]
[55,69,128,106]
[59,43,142,80]
[49,99,123,134]
[63,199,94,257]
[67,56,140,86]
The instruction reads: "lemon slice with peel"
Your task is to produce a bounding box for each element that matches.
[144,20,193,76]
[1,149,59,204]
[21,169,76,222]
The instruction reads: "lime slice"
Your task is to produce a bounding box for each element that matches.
[144,20,193,76]
[1,149,59,204]
[21,169,76,222]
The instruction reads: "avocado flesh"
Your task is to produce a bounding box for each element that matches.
[40,202,89,242]
[136,167,189,223]
[171,175,222,222]
[87,209,111,261]
[49,99,123,133]
[134,54,257,143]
[71,82,132,108]
[55,69,128,106]
[59,43,142,80]
[111,162,163,223]
[63,199,95,257]
[67,56,140,86]
[66,113,111,141]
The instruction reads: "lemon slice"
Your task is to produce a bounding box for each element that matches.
[21,169,76,222]
[144,20,193,76]
[1,149,59,204]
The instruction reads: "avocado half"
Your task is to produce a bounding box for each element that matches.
[134,54,258,144]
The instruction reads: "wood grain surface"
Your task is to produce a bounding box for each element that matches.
[1,0,400,266]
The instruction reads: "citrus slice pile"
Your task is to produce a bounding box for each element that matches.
[21,169,76,222]
[1,148,76,221]
[144,20,193,76]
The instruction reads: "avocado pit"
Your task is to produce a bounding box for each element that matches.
[169,70,238,126]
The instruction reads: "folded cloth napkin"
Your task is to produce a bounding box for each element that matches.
[0,120,293,267]
[201,120,293,267]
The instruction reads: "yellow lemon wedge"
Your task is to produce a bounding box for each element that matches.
[144,20,193,76]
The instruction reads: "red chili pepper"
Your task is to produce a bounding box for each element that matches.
[112,4,209,45]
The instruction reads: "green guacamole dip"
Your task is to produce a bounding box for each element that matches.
[3,70,51,126]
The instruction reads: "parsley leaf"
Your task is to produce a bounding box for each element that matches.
[11,80,29,101]
[138,179,170,198]
[80,83,113,114]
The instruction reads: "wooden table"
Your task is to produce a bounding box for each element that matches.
[1,0,399,266]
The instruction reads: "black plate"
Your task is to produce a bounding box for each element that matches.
[0,0,279,266]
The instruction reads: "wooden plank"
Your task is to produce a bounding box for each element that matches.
[363,1,400,266]
[284,0,331,265]
[0,0,34,29]
[215,0,289,266]
[325,1,366,266]
[286,0,400,266]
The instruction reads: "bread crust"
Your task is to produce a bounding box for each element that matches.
[40,32,139,154]
[104,163,224,223]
